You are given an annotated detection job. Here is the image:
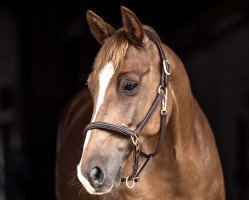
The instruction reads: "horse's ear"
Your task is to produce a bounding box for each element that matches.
[86,10,115,45]
[121,6,145,45]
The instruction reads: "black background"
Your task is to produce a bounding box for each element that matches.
[0,0,249,199]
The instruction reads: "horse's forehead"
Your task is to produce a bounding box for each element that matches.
[92,43,152,83]
[125,45,145,59]
[121,45,153,72]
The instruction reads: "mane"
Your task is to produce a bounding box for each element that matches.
[92,28,129,76]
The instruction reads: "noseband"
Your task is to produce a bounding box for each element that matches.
[83,29,171,188]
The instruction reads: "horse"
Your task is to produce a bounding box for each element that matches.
[56,6,225,200]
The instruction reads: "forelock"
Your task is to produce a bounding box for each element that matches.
[92,29,129,76]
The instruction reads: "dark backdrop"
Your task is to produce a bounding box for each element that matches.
[0,0,249,199]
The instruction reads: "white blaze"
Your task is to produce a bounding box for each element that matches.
[83,61,115,153]
[77,61,115,194]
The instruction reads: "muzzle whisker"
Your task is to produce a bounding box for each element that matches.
[66,171,82,188]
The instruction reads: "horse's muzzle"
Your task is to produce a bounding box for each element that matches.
[78,152,123,194]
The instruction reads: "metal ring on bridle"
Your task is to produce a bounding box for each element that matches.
[158,85,168,96]
[125,176,139,189]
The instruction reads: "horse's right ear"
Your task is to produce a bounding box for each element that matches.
[121,6,145,45]
[86,10,115,45]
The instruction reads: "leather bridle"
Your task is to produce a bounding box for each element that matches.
[83,29,171,188]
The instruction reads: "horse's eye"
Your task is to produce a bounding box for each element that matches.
[121,80,139,95]
[124,81,137,91]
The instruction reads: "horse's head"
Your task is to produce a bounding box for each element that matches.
[77,7,173,195]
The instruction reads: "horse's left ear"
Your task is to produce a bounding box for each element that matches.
[86,10,115,45]
[121,6,145,45]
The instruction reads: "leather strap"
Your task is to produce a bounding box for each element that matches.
[144,29,170,86]
[83,95,162,138]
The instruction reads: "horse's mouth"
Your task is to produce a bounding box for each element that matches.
[88,179,120,195]
[91,185,114,195]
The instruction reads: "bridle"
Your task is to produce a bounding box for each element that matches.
[83,29,171,188]
[84,29,170,188]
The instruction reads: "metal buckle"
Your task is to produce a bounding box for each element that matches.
[158,85,168,116]
[163,59,171,75]
[131,134,139,147]
[161,94,167,115]
[161,94,167,116]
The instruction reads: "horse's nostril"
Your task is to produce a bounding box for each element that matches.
[91,167,102,180]
[89,167,105,187]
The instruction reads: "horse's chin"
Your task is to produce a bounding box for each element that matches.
[88,186,113,196]
[87,181,121,196]
[94,183,123,200]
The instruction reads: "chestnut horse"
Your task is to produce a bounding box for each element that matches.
[56,7,225,200]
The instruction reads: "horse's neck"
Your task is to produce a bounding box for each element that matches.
[168,87,195,150]
[166,48,196,150]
